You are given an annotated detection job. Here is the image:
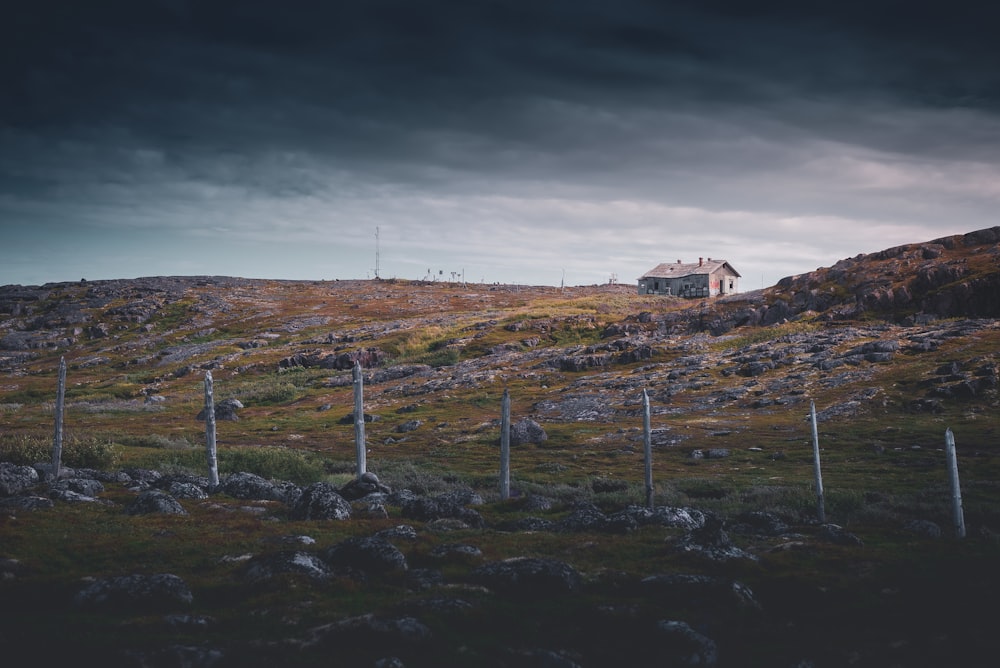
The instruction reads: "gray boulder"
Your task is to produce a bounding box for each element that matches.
[74,573,193,610]
[322,536,408,575]
[674,514,758,562]
[243,551,331,584]
[220,472,288,502]
[50,477,104,497]
[0,462,39,496]
[290,482,352,521]
[510,418,548,445]
[168,481,209,499]
[125,490,187,516]
[471,557,583,595]
[196,397,243,421]
[400,495,485,528]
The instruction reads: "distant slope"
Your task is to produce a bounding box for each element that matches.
[773,226,1000,321]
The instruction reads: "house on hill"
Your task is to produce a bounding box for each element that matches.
[637,258,741,297]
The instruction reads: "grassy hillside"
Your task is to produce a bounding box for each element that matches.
[2,232,999,666]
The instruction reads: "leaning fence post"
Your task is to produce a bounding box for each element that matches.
[51,356,66,479]
[944,428,966,539]
[643,388,653,509]
[353,361,367,476]
[500,389,511,500]
[204,371,219,487]
[810,400,826,523]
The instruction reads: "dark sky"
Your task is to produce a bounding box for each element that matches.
[3,1,998,287]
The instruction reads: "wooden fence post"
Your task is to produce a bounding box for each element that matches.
[204,371,219,487]
[643,388,653,509]
[810,400,826,523]
[353,361,367,476]
[500,389,511,500]
[51,356,66,479]
[944,428,966,539]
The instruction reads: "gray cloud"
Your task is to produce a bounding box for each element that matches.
[2,1,998,287]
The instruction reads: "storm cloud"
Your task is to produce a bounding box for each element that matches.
[3,1,998,286]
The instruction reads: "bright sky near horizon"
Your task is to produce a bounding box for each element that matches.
[2,1,998,289]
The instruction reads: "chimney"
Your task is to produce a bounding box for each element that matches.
[699,257,703,266]
[677,259,681,264]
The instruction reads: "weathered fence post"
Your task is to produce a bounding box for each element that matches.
[810,400,826,523]
[204,371,219,487]
[944,428,966,539]
[353,361,367,476]
[643,388,653,509]
[500,388,511,500]
[51,356,66,479]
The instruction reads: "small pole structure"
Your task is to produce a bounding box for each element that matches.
[353,361,367,476]
[204,371,219,487]
[51,356,67,480]
[500,389,511,500]
[643,388,654,509]
[810,400,826,523]
[944,428,966,539]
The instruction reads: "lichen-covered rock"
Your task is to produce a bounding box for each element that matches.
[322,536,408,574]
[50,477,104,497]
[0,462,39,496]
[289,482,352,521]
[220,472,287,501]
[400,495,485,528]
[674,513,757,562]
[243,551,331,583]
[510,418,548,445]
[557,503,637,534]
[471,557,583,595]
[74,573,193,610]
[125,490,187,515]
[168,481,209,499]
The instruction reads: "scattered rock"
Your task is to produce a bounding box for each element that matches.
[322,536,409,575]
[471,557,583,595]
[655,620,718,667]
[243,551,331,583]
[74,573,193,610]
[125,490,188,516]
[220,472,290,502]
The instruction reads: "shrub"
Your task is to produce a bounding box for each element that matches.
[218,446,327,484]
[0,435,123,469]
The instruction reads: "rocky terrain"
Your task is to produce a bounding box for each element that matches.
[1,227,999,667]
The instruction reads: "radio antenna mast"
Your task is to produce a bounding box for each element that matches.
[374,227,380,279]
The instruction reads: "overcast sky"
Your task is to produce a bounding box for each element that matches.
[2,1,998,289]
